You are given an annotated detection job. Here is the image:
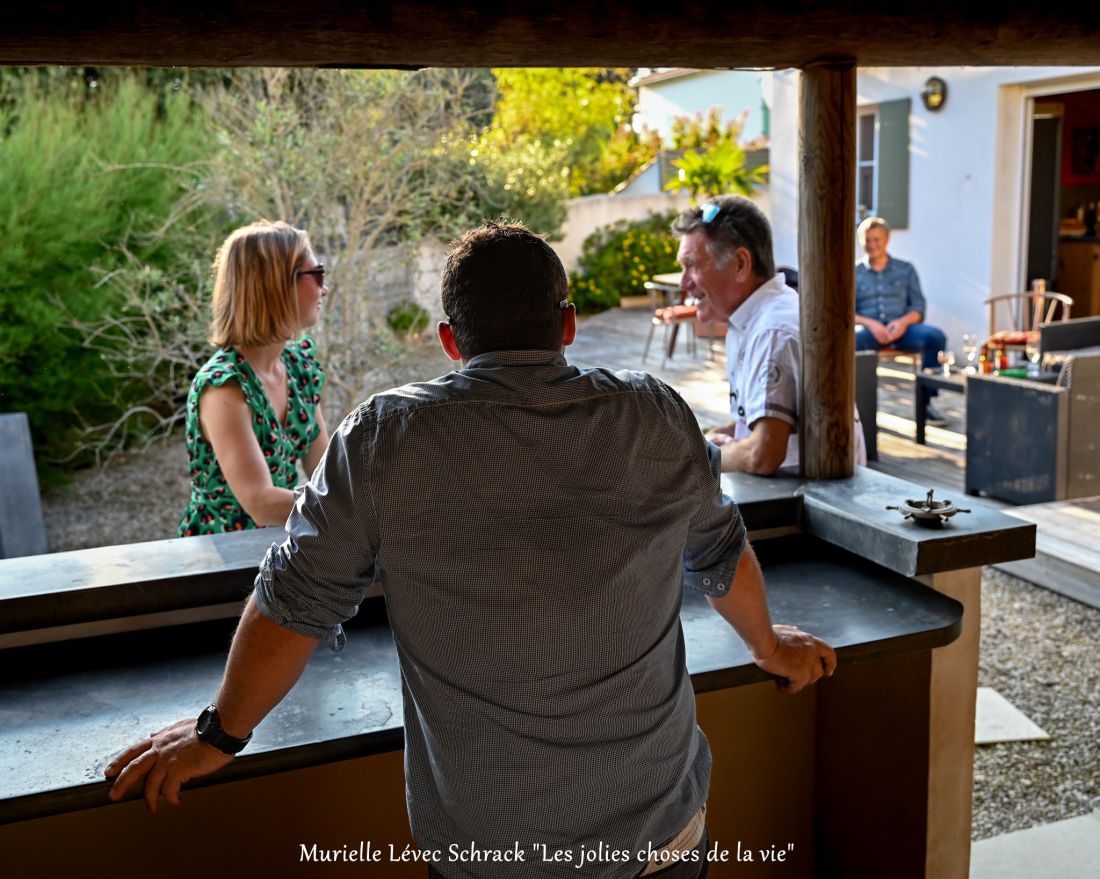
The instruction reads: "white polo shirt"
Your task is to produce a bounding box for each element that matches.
[726,274,802,467]
[726,274,866,469]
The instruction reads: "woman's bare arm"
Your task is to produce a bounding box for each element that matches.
[198,384,297,526]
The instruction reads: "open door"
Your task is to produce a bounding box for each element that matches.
[1025,103,1062,290]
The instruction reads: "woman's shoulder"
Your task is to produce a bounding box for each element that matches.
[191,347,250,394]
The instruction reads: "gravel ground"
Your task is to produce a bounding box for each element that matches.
[972,567,1100,839]
[41,451,1100,840]
[40,437,192,550]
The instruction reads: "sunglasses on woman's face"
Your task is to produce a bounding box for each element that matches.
[296,263,325,284]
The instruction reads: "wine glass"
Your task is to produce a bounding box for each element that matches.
[937,349,956,376]
[1025,339,1041,377]
[962,334,979,374]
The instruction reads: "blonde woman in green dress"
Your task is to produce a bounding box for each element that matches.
[179,220,329,536]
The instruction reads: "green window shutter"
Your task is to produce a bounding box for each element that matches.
[876,98,910,229]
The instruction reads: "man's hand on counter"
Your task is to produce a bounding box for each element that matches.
[105,718,234,814]
[103,597,319,814]
[706,542,837,694]
[752,624,837,694]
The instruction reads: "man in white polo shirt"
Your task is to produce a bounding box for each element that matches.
[673,196,864,474]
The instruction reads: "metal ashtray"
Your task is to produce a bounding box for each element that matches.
[886,489,971,527]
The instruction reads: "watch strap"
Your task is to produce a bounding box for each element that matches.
[196,704,252,755]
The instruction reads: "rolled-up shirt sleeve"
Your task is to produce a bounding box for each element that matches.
[253,405,378,652]
[682,440,747,598]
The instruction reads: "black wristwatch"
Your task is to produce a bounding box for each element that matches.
[195,704,252,755]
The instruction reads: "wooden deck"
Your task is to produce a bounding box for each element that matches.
[574,305,1100,607]
[994,499,1100,610]
[869,360,975,503]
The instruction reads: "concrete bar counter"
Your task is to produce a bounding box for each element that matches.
[0,468,1033,879]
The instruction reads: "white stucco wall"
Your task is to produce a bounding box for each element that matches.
[551,192,693,273]
[770,70,801,273]
[636,70,770,143]
[771,66,1100,349]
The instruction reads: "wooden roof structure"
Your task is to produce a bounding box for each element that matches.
[1,1,1098,68]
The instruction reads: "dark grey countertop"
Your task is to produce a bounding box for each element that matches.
[0,467,1031,640]
[0,478,803,637]
[797,467,1036,577]
[0,529,275,635]
[0,536,962,825]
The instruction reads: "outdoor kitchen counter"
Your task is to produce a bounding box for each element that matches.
[0,536,962,825]
[0,468,1036,878]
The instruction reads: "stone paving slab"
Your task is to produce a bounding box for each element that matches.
[970,809,1100,879]
[975,686,1050,745]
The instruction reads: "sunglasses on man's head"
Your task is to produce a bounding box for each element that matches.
[701,203,721,223]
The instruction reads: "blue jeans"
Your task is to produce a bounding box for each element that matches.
[855,322,948,401]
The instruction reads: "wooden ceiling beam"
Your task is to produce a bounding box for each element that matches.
[1,2,1099,68]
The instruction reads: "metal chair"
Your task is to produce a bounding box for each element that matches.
[692,315,726,361]
[984,291,1073,355]
[641,280,697,367]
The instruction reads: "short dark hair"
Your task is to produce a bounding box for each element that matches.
[671,195,775,280]
[441,221,568,358]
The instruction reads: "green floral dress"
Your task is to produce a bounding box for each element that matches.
[178,338,325,536]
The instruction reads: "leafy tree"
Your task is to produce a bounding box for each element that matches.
[83,67,573,444]
[488,68,655,196]
[7,67,580,476]
[669,107,747,151]
[665,141,768,205]
[663,110,768,204]
[585,121,662,195]
[0,74,219,482]
[431,127,571,240]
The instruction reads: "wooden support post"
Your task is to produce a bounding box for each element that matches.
[798,62,857,478]
[923,567,981,879]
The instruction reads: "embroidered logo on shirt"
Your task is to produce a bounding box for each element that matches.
[761,361,784,390]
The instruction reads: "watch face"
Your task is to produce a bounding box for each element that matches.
[196,706,216,738]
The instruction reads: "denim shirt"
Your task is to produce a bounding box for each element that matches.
[855,256,926,323]
[253,349,746,878]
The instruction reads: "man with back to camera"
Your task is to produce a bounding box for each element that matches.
[674,196,866,474]
[854,216,948,425]
[105,222,836,879]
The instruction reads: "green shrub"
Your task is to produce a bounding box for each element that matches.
[0,73,217,483]
[386,301,431,338]
[568,211,681,313]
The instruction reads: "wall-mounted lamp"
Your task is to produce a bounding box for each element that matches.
[921,77,948,112]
